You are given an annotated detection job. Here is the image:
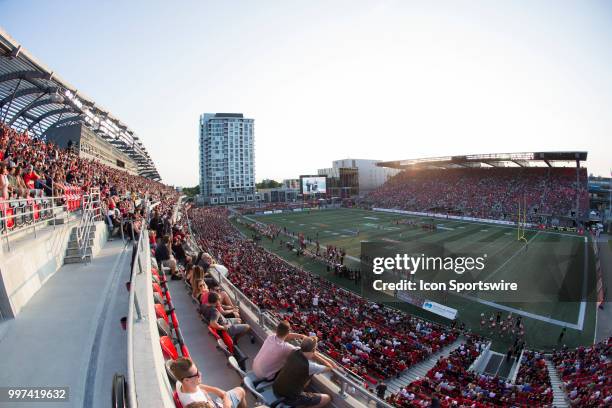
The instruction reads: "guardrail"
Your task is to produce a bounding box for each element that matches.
[0,190,98,251]
[126,200,149,408]
[75,188,102,262]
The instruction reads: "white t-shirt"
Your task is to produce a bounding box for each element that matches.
[309,361,327,375]
[176,381,217,407]
[252,335,299,380]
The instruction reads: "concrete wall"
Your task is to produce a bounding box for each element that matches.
[0,220,108,318]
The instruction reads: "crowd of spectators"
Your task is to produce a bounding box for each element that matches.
[552,337,611,407]
[388,338,555,407]
[188,207,458,384]
[387,338,485,407]
[0,123,178,233]
[365,167,589,223]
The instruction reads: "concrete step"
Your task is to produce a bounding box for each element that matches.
[64,254,92,264]
[67,239,94,250]
[544,359,569,408]
[50,216,67,225]
[70,230,96,240]
[66,247,93,257]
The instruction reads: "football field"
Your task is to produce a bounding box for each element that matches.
[234,208,598,351]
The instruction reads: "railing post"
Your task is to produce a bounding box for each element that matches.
[4,220,10,252]
[137,246,143,274]
[339,378,348,397]
[134,293,143,321]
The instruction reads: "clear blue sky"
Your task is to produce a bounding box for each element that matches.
[2,0,611,185]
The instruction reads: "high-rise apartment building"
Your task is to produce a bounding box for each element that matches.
[199,113,256,204]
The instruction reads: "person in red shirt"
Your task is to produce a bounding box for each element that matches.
[23,165,40,190]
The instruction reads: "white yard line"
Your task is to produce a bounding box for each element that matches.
[456,293,583,329]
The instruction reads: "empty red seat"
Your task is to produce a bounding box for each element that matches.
[155,304,169,325]
[152,282,164,297]
[160,336,178,360]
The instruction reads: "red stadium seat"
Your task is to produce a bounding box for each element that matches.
[209,325,234,354]
[160,336,178,360]
[5,207,14,230]
[152,282,164,297]
[155,304,169,325]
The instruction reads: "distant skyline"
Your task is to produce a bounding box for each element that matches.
[1,0,611,185]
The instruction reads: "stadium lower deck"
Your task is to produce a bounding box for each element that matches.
[240,208,598,352]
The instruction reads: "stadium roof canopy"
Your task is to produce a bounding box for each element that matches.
[0,27,160,180]
[377,151,588,170]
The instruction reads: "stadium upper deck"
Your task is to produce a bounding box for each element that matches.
[0,27,160,180]
[377,151,588,170]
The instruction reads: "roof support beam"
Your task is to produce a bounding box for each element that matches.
[0,77,22,122]
[6,92,48,125]
[0,70,53,85]
[26,108,73,131]
[0,86,59,110]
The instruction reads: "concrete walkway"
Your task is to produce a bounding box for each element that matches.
[0,239,131,408]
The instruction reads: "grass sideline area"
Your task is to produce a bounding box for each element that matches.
[231,208,597,352]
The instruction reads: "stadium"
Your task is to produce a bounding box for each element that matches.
[0,8,611,408]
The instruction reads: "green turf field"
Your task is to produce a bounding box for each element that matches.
[232,208,598,351]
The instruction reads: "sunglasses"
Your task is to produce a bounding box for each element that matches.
[185,370,201,379]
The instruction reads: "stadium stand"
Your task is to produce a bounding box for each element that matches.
[366,167,589,224]
[552,338,611,407]
[0,123,177,239]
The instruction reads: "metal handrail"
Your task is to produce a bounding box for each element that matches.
[1,194,72,251]
[76,188,101,262]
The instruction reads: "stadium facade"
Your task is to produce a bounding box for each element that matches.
[198,113,257,204]
[317,158,400,198]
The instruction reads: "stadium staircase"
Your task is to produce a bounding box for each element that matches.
[64,225,95,264]
[544,359,570,408]
[385,336,464,396]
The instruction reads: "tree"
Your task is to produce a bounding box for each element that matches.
[182,185,200,197]
[256,179,282,189]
